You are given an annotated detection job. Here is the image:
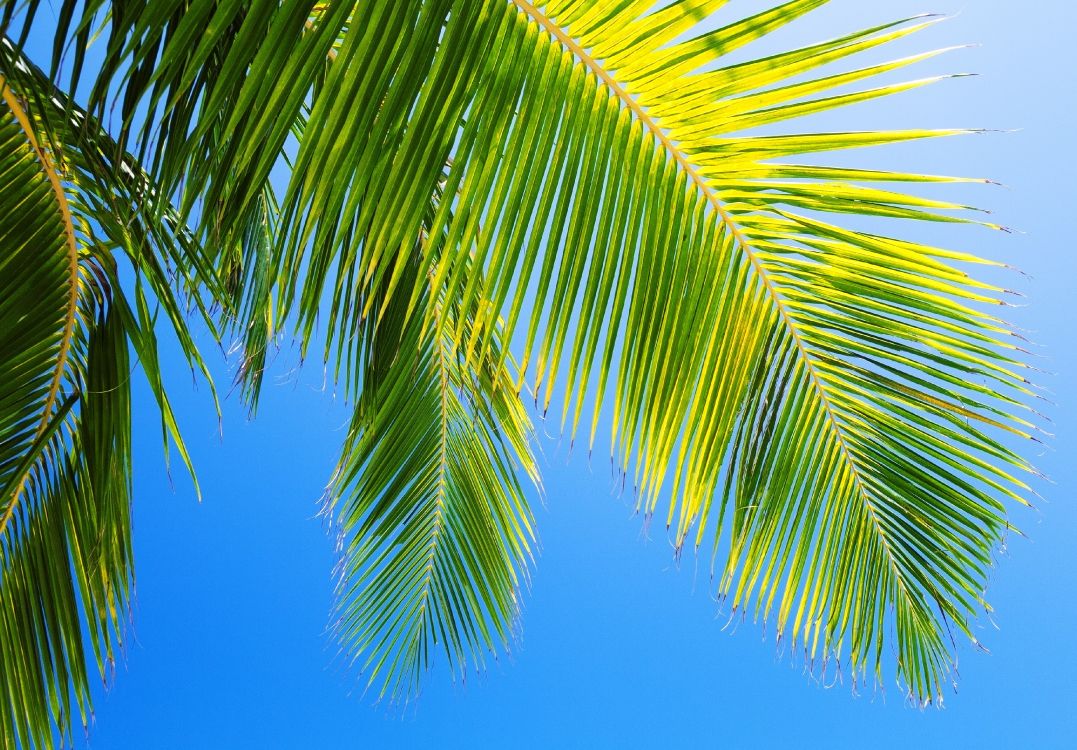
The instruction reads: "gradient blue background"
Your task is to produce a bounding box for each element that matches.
[19,1,1075,747]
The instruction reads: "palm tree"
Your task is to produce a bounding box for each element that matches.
[0,1,1040,746]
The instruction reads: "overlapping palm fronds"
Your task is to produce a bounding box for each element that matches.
[1,1,1042,745]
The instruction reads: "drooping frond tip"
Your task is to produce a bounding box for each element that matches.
[324,245,537,701]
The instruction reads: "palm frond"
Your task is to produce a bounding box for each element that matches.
[0,75,127,749]
[0,48,218,747]
[23,0,1041,706]
[327,239,537,700]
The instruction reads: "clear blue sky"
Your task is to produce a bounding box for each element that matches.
[22,2,1075,747]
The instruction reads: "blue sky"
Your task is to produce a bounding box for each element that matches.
[19,1,1075,747]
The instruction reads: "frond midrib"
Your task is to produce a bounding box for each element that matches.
[414,299,452,623]
[510,1,921,611]
[0,79,81,537]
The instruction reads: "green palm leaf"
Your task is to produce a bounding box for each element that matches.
[328,240,537,700]
[0,46,219,747]
[9,0,1041,716]
[0,75,129,748]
